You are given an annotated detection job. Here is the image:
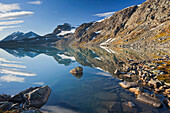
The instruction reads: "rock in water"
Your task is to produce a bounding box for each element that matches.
[70,66,83,74]
[10,87,39,103]
[119,81,138,89]
[163,98,170,109]
[136,93,162,108]
[24,86,51,108]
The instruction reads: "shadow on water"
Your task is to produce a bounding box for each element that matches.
[0,45,169,113]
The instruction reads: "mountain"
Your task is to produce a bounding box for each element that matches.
[71,0,169,47]
[0,0,169,48]
[2,31,40,41]
[0,23,76,46]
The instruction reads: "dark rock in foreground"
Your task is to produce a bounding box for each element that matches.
[24,86,51,108]
[0,94,11,102]
[0,86,51,112]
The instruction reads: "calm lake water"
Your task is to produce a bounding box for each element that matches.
[0,46,169,113]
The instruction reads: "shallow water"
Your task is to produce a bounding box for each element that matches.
[0,46,169,113]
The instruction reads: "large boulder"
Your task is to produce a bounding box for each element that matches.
[10,87,39,103]
[24,86,51,108]
[10,86,51,109]
[70,66,83,74]
[136,93,162,108]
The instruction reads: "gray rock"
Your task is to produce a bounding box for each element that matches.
[0,102,14,111]
[0,94,11,102]
[24,86,51,108]
[10,87,39,103]
[136,93,162,108]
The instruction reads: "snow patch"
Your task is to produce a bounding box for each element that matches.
[57,29,76,36]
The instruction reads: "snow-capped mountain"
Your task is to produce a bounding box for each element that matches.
[2,31,39,41]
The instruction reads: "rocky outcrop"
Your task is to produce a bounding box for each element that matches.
[71,0,170,47]
[0,86,51,112]
[53,23,72,34]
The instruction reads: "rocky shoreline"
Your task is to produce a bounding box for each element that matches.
[0,86,51,113]
[116,55,170,109]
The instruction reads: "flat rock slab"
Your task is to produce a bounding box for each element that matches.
[136,93,162,108]
[119,81,138,89]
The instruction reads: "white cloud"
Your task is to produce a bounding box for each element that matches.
[0,3,20,13]
[0,20,24,25]
[0,11,34,20]
[0,25,20,31]
[28,1,42,5]
[94,11,115,17]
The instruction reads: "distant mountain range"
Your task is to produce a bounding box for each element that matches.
[2,31,39,41]
[0,0,169,48]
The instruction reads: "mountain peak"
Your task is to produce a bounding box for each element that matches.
[2,31,40,41]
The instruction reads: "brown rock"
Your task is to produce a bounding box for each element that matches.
[129,87,142,95]
[119,81,138,89]
[70,66,83,74]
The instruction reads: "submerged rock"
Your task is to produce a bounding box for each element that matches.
[70,66,83,74]
[128,101,135,108]
[136,93,162,108]
[163,98,170,109]
[119,81,138,89]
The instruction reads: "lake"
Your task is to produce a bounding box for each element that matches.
[0,46,169,113]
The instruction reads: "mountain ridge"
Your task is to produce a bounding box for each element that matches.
[0,0,169,48]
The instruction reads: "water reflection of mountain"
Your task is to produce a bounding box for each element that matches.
[0,46,168,78]
[1,46,76,66]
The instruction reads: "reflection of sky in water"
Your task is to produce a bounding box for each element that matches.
[0,47,168,113]
[0,56,37,83]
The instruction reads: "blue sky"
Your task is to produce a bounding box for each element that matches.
[0,0,146,40]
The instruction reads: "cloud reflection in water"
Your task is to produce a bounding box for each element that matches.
[0,75,25,83]
[0,57,37,83]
